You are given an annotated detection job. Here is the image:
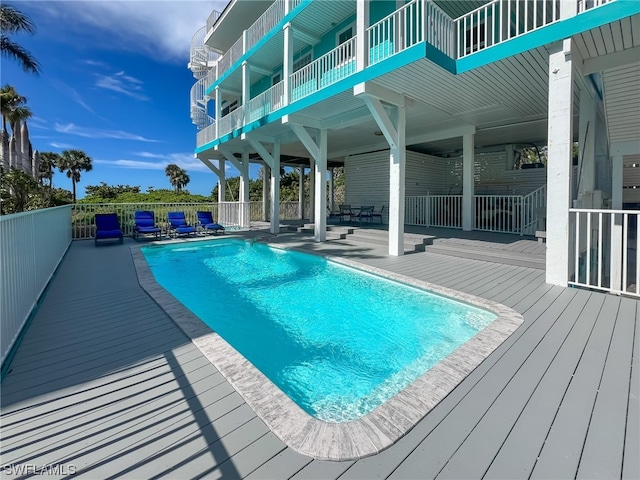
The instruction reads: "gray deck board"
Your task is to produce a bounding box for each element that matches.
[0,234,636,480]
[577,297,637,479]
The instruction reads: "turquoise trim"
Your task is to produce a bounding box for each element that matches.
[457,1,640,74]
[195,44,425,154]
[205,0,313,96]
[195,1,640,154]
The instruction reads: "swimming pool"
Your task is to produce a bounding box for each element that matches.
[141,239,497,422]
[134,237,523,459]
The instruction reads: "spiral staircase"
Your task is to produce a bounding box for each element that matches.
[188,25,217,130]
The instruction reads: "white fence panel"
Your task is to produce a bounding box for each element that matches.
[569,209,639,298]
[0,206,72,366]
[474,195,523,233]
[405,195,462,228]
[219,202,251,228]
[368,0,423,66]
[246,0,285,52]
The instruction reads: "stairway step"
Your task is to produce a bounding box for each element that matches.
[425,243,545,269]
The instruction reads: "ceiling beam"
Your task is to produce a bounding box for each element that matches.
[582,46,640,75]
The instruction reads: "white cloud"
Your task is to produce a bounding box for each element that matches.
[50,142,76,149]
[95,71,149,101]
[35,1,229,63]
[50,79,98,114]
[95,152,211,172]
[54,123,159,142]
[133,151,165,158]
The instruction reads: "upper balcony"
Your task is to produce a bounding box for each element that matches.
[194,0,628,149]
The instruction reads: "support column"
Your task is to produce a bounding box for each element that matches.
[388,105,406,256]
[546,40,576,286]
[262,164,270,221]
[309,159,316,223]
[239,151,250,228]
[283,23,293,106]
[215,86,221,139]
[218,159,226,203]
[270,142,281,234]
[611,155,623,291]
[242,61,250,124]
[299,166,305,220]
[356,0,369,72]
[577,87,596,196]
[314,130,328,242]
[462,133,475,231]
[328,167,335,213]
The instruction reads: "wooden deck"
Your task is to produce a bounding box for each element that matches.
[1,231,638,479]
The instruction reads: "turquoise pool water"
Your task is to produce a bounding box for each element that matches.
[142,239,496,422]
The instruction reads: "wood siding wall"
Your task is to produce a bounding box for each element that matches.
[345,149,548,222]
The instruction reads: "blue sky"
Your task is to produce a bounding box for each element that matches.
[4,0,264,198]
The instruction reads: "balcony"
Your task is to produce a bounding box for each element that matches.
[196,0,621,148]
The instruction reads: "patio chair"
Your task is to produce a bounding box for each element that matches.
[196,211,225,235]
[133,210,162,241]
[94,213,123,246]
[371,205,385,224]
[338,204,355,223]
[354,206,374,223]
[167,211,197,238]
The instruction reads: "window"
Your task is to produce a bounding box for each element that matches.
[336,24,355,64]
[272,73,281,86]
[293,53,312,73]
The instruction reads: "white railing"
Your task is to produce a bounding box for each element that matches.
[456,0,561,58]
[197,122,217,146]
[425,0,456,58]
[206,9,222,33]
[474,195,523,233]
[217,105,245,138]
[190,77,213,129]
[190,26,218,77]
[246,81,284,123]
[578,0,612,12]
[569,209,639,298]
[405,195,462,228]
[246,0,286,52]
[521,184,546,235]
[218,36,244,76]
[71,203,219,239]
[368,0,424,66]
[0,206,72,367]
[219,201,251,229]
[290,37,357,102]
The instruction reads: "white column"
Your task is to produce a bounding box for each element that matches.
[546,40,576,287]
[239,151,250,228]
[578,87,596,196]
[462,133,475,231]
[505,144,515,170]
[611,155,623,291]
[218,159,226,203]
[314,129,328,242]
[309,159,316,223]
[356,0,369,72]
[242,61,250,124]
[389,105,406,256]
[299,166,305,220]
[283,23,293,106]
[270,143,281,234]
[262,164,270,221]
[215,86,221,139]
[328,167,335,213]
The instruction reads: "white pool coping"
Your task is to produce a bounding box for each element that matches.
[131,237,524,461]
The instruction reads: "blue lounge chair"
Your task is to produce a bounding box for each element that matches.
[94,213,123,246]
[196,211,225,235]
[133,210,161,241]
[167,211,196,238]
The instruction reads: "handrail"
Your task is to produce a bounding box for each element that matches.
[206,9,222,33]
[246,81,285,123]
[246,0,286,52]
[368,0,423,65]
[290,36,357,102]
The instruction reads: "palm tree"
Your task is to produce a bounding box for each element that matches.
[1,84,32,134]
[38,151,59,188]
[57,149,92,203]
[0,4,39,74]
[165,163,189,192]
